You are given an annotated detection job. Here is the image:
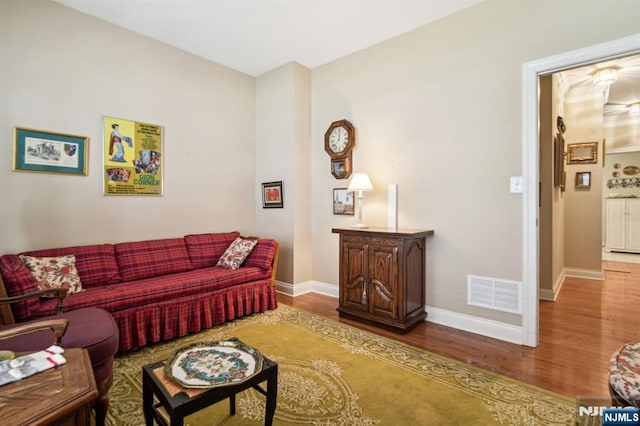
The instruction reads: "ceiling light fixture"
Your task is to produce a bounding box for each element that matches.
[629,102,640,117]
[592,67,618,87]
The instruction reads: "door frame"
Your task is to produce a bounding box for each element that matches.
[522,34,640,347]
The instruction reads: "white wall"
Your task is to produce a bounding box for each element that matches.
[3,0,640,337]
[254,62,312,284]
[310,0,640,326]
[0,0,256,253]
[563,98,604,272]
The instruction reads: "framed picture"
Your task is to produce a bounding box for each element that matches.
[554,134,565,189]
[575,171,591,188]
[333,188,354,215]
[567,142,598,165]
[103,116,163,196]
[262,181,283,208]
[13,127,89,175]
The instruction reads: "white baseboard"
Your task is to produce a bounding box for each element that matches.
[564,267,604,281]
[539,269,567,301]
[277,282,523,345]
[425,305,524,345]
[275,280,338,298]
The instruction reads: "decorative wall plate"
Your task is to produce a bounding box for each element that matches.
[623,166,640,176]
[165,340,263,388]
[613,171,620,177]
[614,163,621,169]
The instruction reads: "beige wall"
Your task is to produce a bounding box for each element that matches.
[2,0,640,334]
[254,63,312,284]
[563,99,604,271]
[539,76,553,295]
[310,0,640,325]
[0,0,256,253]
[551,75,567,295]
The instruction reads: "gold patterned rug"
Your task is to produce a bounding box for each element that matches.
[107,305,576,425]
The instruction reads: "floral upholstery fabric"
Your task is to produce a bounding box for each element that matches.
[609,341,640,406]
[19,254,84,295]
[216,237,257,270]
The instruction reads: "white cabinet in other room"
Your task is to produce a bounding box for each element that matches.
[605,198,640,253]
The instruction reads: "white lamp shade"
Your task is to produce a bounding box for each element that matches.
[347,173,373,192]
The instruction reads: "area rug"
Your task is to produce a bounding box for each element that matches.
[107,305,576,425]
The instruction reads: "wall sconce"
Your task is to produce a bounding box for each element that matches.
[592,67,618,87]
[629,102,640,117]
[347,173,373,229]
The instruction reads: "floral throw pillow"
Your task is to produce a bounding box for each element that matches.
[216,237,258,270]
[19,254,84,295]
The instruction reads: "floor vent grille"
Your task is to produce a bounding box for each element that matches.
[467,275,522,314]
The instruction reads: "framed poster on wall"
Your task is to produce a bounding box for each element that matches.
[103,116,163,195]
[13,127,89,175]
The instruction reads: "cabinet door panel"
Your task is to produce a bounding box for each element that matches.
[368,243,398,319]
[626,199,640,251]
[342,241,368,312]
[606,199,626,250]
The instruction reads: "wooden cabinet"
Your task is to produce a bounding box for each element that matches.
[332,227,433,333]
[605,198,640,253]
[0,349,97,426]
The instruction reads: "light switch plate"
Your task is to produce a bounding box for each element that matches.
[510,176,523,193]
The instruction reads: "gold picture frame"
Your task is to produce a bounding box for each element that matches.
[13,127,89,175]
[567,142,598,165]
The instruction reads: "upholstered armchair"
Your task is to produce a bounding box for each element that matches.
[0,283,119,426]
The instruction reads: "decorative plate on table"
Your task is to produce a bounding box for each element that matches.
[165,340,263,388]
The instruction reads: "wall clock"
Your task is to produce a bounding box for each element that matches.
[324,119,355,179]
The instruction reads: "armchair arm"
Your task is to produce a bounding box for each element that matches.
[0,318,69,346]
[0,286,68,325]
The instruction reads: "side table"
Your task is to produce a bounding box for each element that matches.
[142,350,278,426]
[0,348,98,425]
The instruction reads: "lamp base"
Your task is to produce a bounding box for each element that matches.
[351,223,370,229]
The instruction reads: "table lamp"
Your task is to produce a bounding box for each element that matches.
[347,173,373,228]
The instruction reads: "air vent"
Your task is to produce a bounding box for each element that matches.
[467,275,522,314]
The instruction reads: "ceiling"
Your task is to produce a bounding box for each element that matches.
[52,0,483,77]
[560,53,640,126]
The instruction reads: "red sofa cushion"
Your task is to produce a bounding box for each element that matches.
[0,255,40,321]
[114,238,194,281]
[244,238,278,271]
[184,232,240,269]
[33,266,271,316]
[21,244,121,289]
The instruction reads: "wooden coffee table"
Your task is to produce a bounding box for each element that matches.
[142,342,278,426]
[0,348,98,425]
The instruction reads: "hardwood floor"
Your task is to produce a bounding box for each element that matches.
[277,261,640,399]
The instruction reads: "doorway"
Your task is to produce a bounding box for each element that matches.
[522,34,640,347]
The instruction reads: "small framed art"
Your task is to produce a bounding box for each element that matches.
[13,127,89,175]
[262,181,284,208]
[575,171,591,188]
[333,188,354,215]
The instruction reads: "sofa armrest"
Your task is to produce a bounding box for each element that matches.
[270,242,279,285]
[0,318,69,347]
[0,279,67,325]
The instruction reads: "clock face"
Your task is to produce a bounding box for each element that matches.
[328,126,349,153]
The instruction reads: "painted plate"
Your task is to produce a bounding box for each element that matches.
[165,340,263,388]
[623,166,640,176]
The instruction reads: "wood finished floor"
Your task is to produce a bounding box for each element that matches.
[277,261,640,399]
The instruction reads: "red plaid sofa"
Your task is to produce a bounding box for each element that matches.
[0,232,279,351]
